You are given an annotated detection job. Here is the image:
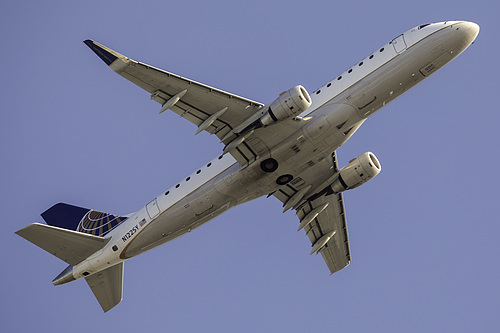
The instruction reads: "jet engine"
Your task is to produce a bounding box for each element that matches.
[259,85,312,126]
[330,152,381,193]
[222,85,310,153]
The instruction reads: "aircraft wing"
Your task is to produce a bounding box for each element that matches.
[272,151,351,274]
[84,40,305,165]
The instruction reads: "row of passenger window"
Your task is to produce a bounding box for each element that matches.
[315,46,386,95]
[165,154,225,195]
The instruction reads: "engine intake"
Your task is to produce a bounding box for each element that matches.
[260,85,312,126]
[330,152,381,193]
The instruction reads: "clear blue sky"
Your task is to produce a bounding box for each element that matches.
[2,1,498,332]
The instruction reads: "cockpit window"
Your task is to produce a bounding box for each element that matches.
[418,24,431,30]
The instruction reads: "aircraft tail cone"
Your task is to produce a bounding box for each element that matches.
[53,265,75,286]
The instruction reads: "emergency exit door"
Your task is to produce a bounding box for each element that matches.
[392,34,407,54]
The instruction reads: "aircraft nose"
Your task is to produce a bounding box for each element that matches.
[444,21,480,56]
[457,21,480,45]
[463,21,480,42]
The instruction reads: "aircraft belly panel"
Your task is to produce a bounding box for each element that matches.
[123,183,235,258]
[121,198,190,258]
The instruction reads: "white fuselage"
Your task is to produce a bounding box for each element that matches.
[71,21,479,280]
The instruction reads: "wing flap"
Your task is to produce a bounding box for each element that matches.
[273,151,351,274]
[84,40,263,135]
[298,194,351,274]
[120,61,263,143]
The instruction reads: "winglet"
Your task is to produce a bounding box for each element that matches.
[83,40,131,71]
[83,39,118,65]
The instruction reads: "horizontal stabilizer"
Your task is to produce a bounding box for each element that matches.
[16,223,109,265]
[85,262,124,312]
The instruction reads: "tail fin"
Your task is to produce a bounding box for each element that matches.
[42,203,128,237]
[16,203,122,264]
[17,203,127,312]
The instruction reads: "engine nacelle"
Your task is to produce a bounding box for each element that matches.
[330,152,381,193]
[260,85,312,126]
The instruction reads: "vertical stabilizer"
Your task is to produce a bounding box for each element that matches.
[17,204,128,312]
[41,203,128,237]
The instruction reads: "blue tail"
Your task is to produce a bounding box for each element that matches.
[41,203,128,237]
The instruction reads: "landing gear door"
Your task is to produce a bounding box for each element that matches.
[392,34,407,54]
[146,199,160,219]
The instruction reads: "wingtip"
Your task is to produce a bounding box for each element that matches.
[83,39,119,66]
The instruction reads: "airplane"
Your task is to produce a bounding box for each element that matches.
[16,21,479,312]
